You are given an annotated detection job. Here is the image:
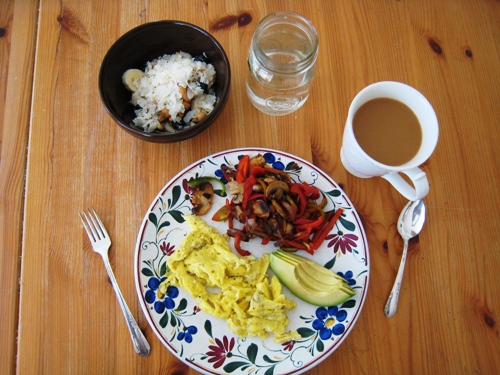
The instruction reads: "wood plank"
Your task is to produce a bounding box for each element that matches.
[0,1,38,374]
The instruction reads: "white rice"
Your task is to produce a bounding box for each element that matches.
[129,52,216,132]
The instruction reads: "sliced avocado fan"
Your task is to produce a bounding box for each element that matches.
[270,250,355,306]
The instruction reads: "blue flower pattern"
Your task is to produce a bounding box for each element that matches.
[144,276,165,303]
[178,325,198,343]
[214,165,229,184]
[312,306,348,340]
[337,270,356,286]
[263,152,285,170]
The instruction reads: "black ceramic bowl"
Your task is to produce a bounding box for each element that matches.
[99,21,231,143]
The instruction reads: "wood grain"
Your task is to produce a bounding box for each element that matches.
[8,0,500,374]
[0,1,38,374]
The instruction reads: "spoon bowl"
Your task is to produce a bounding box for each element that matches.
[384,199,426,317]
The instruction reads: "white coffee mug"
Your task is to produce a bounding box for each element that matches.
[340,81,439,200]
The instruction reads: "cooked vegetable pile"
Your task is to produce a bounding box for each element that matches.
[191,154,343,256]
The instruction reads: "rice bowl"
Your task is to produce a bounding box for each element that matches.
[99,20,231,143]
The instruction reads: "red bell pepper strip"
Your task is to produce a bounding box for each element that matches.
[290,182,320,199]
[250,165,267,177]
[311,210,333,238]
[301,183,320,200]
[236,155,250,183]
[247,193,265,202]
[310,216,325,229]
[295,216,324,230]
[264,166,288,175]
[310,208,344,250]
[290,184,308,216]
[294,217,314,225]
[227,212,235,229]
[261,237,271,245]
[241,175,256,209]
[234,233,251,256]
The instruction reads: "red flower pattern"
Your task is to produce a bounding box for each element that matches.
[281,340,295,351]
[326,232,358,254]
[206,336,235,369]
[160,241,175,256]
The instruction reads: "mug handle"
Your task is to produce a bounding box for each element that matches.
[381,168,429,200]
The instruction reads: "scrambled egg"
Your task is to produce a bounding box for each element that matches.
[159,215,299,342]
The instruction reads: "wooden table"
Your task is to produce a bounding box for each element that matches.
[2,1,499,374]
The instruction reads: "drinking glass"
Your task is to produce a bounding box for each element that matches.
[246,12,319,116]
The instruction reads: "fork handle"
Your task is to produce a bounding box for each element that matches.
[101,254,151,356]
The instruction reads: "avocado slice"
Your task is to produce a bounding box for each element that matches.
[270,250,355,306]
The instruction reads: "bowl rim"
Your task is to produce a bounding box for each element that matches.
[98,20,231,142]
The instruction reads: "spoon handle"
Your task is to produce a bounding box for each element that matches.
[384,239,409,318]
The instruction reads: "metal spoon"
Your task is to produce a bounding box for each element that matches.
[384,199,426,317]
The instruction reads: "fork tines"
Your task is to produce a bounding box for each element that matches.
[79,208,107,242]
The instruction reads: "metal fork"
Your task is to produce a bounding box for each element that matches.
[79,208,150,357]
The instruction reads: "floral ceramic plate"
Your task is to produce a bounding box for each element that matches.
[134,148,369,375]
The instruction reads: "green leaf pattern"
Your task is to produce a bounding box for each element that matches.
[189,295,358,374]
